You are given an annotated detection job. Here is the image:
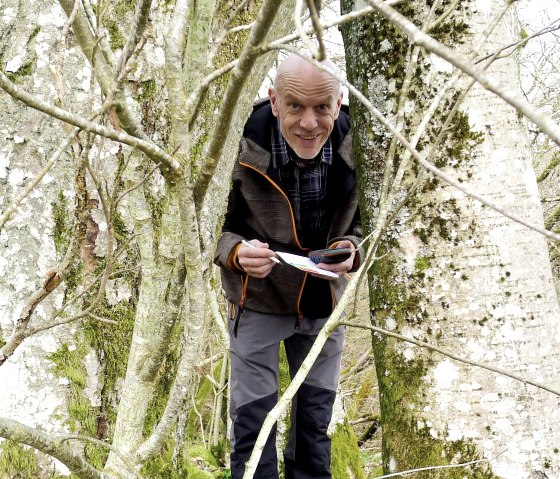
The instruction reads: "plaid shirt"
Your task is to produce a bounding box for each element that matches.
[271,118,332,245]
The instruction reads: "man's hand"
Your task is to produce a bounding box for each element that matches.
[237,240,278,278]
[312,240,356,280]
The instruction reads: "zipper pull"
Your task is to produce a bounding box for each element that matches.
[294,312,303,330]
[232,300,244,337]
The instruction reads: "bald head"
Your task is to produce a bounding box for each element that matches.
[273,54,341,97]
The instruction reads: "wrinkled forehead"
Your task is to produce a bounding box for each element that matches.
[276,69,340,102]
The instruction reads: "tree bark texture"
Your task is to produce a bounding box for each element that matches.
[341,1,560,478]
[0,0,296,476]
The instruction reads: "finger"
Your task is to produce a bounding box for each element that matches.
[245,262,274,278]
[250,239,269,249]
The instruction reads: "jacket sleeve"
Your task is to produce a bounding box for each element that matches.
[214,163,248,272]
[328,195,363,273]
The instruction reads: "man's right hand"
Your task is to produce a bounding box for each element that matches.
[237,240,277,278]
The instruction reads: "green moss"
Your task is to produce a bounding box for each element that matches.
[133,79,157,103]
[141,436,190,479]
[105,18,125,50]
[415,257,431,272]
[145,319,183,437]
[52,191,72,255]
[0,440,38,478]
[537,153,560,183]
[82,300,135,425]
[114,0,136,17]
[331,421,366,479]
[6,58,36,82]
[30,25,41,41]
[64,262,84,298]
[0,331,5,348]
[48,340,106,468]
[186,445,219,468]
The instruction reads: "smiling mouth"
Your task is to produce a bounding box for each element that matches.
[297,134,319,141]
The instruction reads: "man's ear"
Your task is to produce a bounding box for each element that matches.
[269,86,279,117]
[333,90,343,119]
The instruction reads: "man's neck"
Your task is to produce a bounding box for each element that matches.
[286,143,322,167]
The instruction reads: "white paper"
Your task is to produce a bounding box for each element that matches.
[276,252,340,278]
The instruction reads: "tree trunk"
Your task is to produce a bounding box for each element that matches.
[341,1,560,478]
[0,0,295,476]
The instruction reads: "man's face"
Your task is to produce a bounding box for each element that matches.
[269,69,342,160]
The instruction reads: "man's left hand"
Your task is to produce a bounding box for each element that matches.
[311,240,355,280]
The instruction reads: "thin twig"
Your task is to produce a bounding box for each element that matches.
[372,451,506,478]
[0,71,182,178]
[114,162,161,207]
[116,0,152,79]
[61,0,81,46]
[341,320,560,397]
[61,434,143,479]
[274,47,560,242]
[86,314,118,325]
[293,0,324,60]
[208,0,251,65]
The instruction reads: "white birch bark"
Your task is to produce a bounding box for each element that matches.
[1,0,297,476]
[0,0,99,474]
[418,5,560,477]
[342,0,560,477]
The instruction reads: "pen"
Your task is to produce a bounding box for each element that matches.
[241,240,282,264]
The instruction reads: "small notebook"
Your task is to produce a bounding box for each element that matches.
[276,252,340,278]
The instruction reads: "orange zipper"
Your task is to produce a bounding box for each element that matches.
[232,274,249,337]
[239,161,308,320]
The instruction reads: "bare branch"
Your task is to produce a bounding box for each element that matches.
[194,0,286,205]
[164,0,191,156]
[25,235,137,336]
[366,0,560,147]
[86,314,118,325]
[371,454,501,478]
[294,0,324,60]
[185,60,238,129]
[0,71,183,178]
[117,0,153,78]
[57,0,146,139]
[61,0,81,46]
[341,320,560,397]
[0,235,79,366]
[114,162,161,207]
[266,0,403,52]
[0,417,110,479]
[427,0,461,33]
[61,435,143,478]
[209,0,251,64]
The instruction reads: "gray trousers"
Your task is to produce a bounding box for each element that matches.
[228,307,344,479]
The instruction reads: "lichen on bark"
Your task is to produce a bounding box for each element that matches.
[340,0,502,476]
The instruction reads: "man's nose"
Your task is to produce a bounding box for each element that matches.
[299,108,318,130]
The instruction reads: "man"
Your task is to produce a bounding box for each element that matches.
[214,54,362,479]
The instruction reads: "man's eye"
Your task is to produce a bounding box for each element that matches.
[317,104,329,111]
[291,103,300,109]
